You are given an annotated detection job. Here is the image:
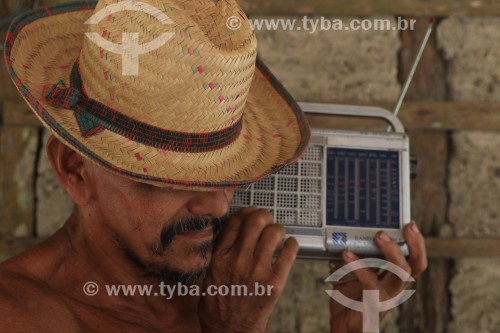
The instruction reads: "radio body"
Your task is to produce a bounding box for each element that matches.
[229,103,411,259]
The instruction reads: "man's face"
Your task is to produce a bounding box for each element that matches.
[84,161,235,283]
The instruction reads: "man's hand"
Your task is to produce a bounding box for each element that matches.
[330,221,428,333]
[199,207,299,333]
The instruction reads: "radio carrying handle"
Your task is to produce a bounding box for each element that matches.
[298,102,406,134]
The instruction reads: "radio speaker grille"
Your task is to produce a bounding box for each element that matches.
[230,145,324,227]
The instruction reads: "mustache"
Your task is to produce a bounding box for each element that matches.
[159,215,227,249]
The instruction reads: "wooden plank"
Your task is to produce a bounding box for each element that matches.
[426,238,500,258]
[308,101,500,131]
[5,99,500,131]
[1,235,498,264]
[240,0,500,16]
[396,18,451,333]
[400,135,452,333]
[398,101,500,131]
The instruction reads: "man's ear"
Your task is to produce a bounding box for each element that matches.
[46,136,93,206]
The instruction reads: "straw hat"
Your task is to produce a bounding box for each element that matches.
[4,0,310,190]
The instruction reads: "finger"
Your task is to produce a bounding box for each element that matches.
[214,206,258,253]
[235,209,274,256]
[342,251,379,290]
[254,224,286,269]
[272,237,299,281]
[374,231,412,293]
[404,221,428,277]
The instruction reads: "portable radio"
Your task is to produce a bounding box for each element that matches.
[229,103,411,259]
[228,19,435,259]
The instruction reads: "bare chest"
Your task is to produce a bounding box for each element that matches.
[66,298,202,333]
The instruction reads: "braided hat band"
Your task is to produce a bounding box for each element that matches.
[45,60,243,152]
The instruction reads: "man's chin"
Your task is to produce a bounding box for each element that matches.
[145,242,214,283]
[145,262,210,284]
[167,250,213,278]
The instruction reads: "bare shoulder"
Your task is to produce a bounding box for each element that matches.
[0,265,82,333]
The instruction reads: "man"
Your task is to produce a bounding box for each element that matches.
[1,0,427,332]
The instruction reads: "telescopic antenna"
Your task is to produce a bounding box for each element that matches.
[388,18,436,131]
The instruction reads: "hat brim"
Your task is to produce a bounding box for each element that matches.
[4,1,310,190]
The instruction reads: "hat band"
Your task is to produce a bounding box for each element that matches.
[44,61,243,153]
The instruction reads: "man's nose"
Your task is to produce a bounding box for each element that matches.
[186,189,234,218]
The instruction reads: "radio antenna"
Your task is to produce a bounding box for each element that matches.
[389,18,435,130]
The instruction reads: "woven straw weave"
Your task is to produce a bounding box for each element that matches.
[6,0,310,190]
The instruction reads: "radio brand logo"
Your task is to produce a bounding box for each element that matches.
[84,0,175,76]
[325,258,415,333]
[332,232,347,246]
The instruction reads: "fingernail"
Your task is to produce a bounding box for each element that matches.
[378,231,391,242]
[410,221,420,234]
